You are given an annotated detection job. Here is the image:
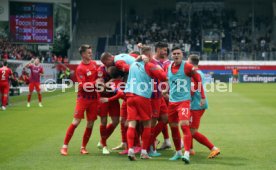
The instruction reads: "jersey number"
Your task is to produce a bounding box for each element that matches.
[1,70,6,80]
[181,108,189,117]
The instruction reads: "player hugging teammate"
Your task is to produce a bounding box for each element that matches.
[60,43,220,165]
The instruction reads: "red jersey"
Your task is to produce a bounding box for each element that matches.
[76,60,98,99]
[0,66,13,83]
[161,59,171,72]
[97,65,111,83]
[28,65,44,83]
[97,65,113,97]
[150,58,165,99]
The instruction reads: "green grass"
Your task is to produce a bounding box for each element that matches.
[0,84,276,170]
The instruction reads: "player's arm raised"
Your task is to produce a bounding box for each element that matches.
[24,58,35,68]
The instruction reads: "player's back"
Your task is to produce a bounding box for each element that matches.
[125,61,153,98]
[114,54,135,65]
[191,70,208,110]
[0,66,12,83]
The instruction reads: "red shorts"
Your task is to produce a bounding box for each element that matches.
[190,110,205,129]
[74,99,98,121]
[98,100,120,117]
[29,82,41,92]
[0,83,10,95]
[168,100,191,123]
[120,100,127,119]
[151,98,168,118]
[127,95,152,121]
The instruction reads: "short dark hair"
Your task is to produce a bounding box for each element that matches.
[171,46,181,52]
[189,54,200,66]
[79,44,92,55]
[155,42,168,51]
[3,61,8,66]
[107,66,124,78]
[100,52,112,61]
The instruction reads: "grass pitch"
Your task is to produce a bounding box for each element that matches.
[0,84,276,170]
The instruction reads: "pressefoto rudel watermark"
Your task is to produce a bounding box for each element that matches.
[43,78,233,93]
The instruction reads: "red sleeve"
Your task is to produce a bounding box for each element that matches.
[108,90,124,102]
[191,71,205,99]
[115,60,130,72]
[129,53,139,58]
[28,64,33,69]
[40,67,44,74]
[145,62,167,82]
[184,62,194,77]
[191,78,196,96]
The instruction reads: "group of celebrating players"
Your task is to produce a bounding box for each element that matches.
[59,42,220,164]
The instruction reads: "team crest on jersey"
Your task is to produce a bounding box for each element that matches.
[87,71,92,76]
[98,71,103,77]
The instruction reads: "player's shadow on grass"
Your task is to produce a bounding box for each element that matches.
[137,150,248,167]
[189,151,248,166]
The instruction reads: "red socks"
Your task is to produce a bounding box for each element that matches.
[127,127,136,149]
[27,94,31,102]
[154,121,166,139]
[134,130,141,147]
[181,125,192,152]
[2,95,7,107]
[170,126,181,151]
[162,125,169,139]
[120,122,127,143]
[64,124,77,145]
[38,93,42,102]
[193,131,214,150]
[149,121,166,149]
[100,123,116,146]
[105,124,116,139]
[142,127,151,150]
[82,127,92,148]
[100,124,107,146]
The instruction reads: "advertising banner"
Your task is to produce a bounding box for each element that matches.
[9,2,53,43]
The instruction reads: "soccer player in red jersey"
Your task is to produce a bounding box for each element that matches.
[24,58,44,107]
[152,44,173,150]
[164,47,206,164]
[100,52,136,151]
[96,65,124,154]
[0,61,13,110]
[125,46,167,160]
[60,45,102,156]
[100,52,136,72]
[188,55,220,158]
[146,42,172,156]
